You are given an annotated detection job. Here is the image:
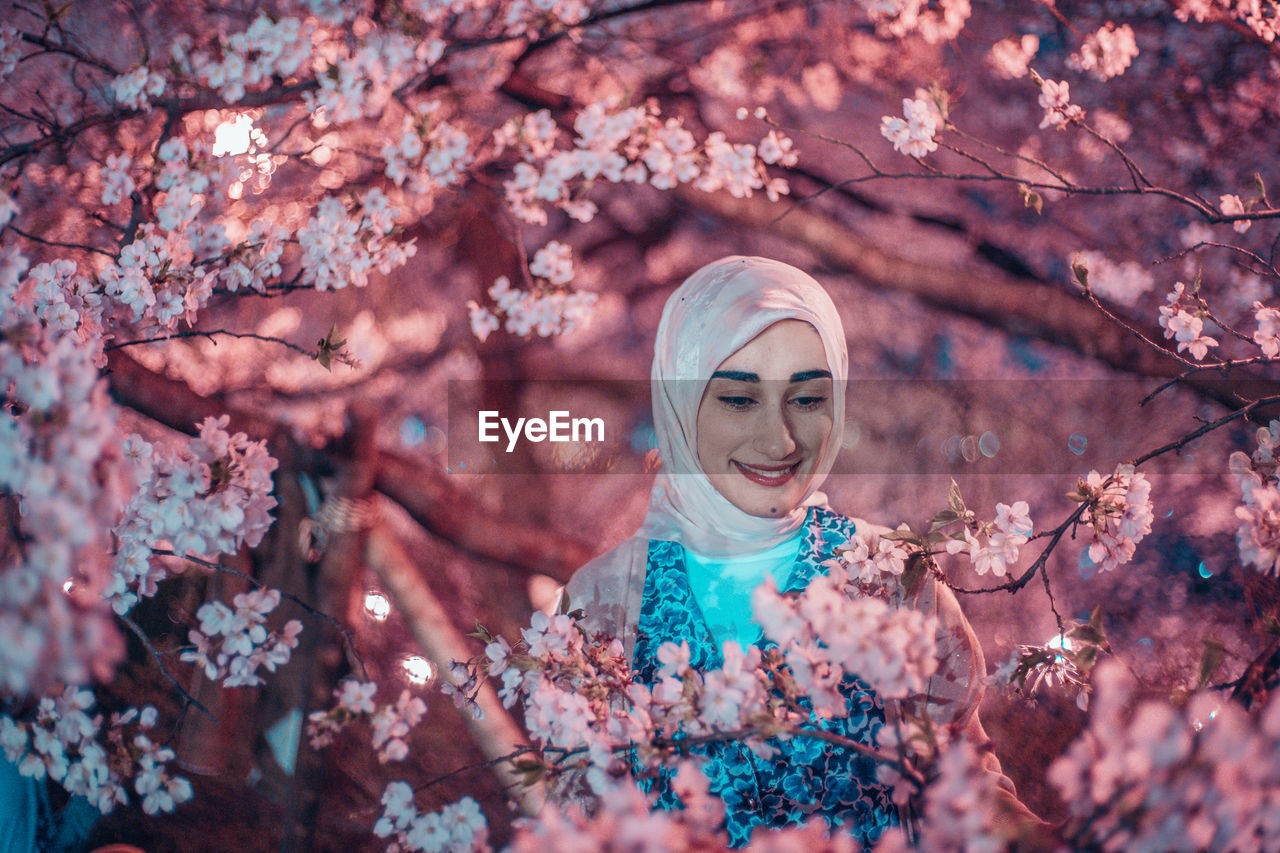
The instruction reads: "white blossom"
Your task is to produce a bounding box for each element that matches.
[1157,282,1219,361]
[1077,463,1154,573]
[1038,78,1083,129]
[880,97,939,159]
[1221,193,1253,234]
[1068,23,1139,81]
[987,34,1039,79]
[1253,301,1280,357]
[111,66,166,110]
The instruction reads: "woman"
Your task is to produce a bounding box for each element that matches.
[565,256,1033,846]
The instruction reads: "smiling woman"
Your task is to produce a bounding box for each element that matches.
[696,320,834,518]
[564,256,1042,847]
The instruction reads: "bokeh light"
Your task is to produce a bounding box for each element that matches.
[401,655,434,685]
[364,591,391,622]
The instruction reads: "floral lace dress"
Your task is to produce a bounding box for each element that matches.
[631,507,899,847]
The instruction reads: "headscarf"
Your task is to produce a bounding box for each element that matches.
[635,256,848,557]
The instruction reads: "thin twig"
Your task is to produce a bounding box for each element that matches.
[1040,562,1066,639]
[1140,354,1280,406]
[104,329,319,359]
[117,612,216,720]
[413,745,538,793]
[1130,394,1280,467]
[1079,287,1200,368]
[1152,240,1280,279]
[6,224,117,257]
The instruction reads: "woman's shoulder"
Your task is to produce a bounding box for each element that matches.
[565,537,648,601]
[562,536,650,646]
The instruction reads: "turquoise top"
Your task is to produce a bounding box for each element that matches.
[632,506,897,847]
[682,531,802,648]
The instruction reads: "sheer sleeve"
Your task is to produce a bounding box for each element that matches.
[562,536,649,658]
[910,577,1050,842]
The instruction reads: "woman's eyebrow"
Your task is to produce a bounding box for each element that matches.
[709,369,832,382]
[710,370,759,382]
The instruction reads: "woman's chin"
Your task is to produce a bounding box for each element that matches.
[733,488,805,518]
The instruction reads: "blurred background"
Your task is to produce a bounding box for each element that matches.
[4,0,1276,849]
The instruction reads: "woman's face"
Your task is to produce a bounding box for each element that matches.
[695,320,834,518]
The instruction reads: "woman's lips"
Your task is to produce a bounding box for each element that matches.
[733,460,799,486]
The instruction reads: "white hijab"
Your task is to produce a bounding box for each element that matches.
[635,256,848,557]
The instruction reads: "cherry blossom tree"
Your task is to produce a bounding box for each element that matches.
[3,0,1280,850]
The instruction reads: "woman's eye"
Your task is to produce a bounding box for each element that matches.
[718,396,757,410]
[790,396,828,410]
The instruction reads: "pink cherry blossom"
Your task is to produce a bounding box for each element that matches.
[880,97,939,158]
[1068,23,1140,81]
[1220,193,1253,233]
[1077,463,1155,573]
[1038,78,1084,129]
[1253,302,1280,357]
[987,34,1039,80]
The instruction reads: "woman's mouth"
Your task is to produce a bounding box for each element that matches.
[733,460,799,486]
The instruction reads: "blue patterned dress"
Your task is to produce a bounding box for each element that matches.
[631,507,899,847]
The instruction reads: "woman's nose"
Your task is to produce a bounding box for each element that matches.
[753,407,797,459]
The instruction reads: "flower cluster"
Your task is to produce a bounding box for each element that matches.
[1073,463,1155,573]
[175,13,312,103]
[498,103,796,226]
[879,97,940,159]
[0,688,191,816]
[307,680,429,764]
[502,0,590,37]
[483,611,644,788]
[1049,660,1280,852]
[512,760,878,853]
[101,153,136,205]
[1254,302,1280,357]
[832,527,911,583]
[111,65,167,110]
[107,415,279,614]
[1,252,128,697]
[860,0,972,44]
[180,588,302,688]
[1174,0,1278,44]
[1037,78,1083,129]
[98,225,216,330]
[509,765,728,853]
[218,219,290,293]
[303,30,439,127]
[152,137,212,233]
[943,500,1034,579]
[374,785,489,853]
[382,102,472,195]
[987,34,1039,80]
[753,565,939,706]
[1157,281,1219,361]
[1228,420,1280,575]
[466,255,598,343]
[296,189,418,291]
[1068,23,1139,81]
